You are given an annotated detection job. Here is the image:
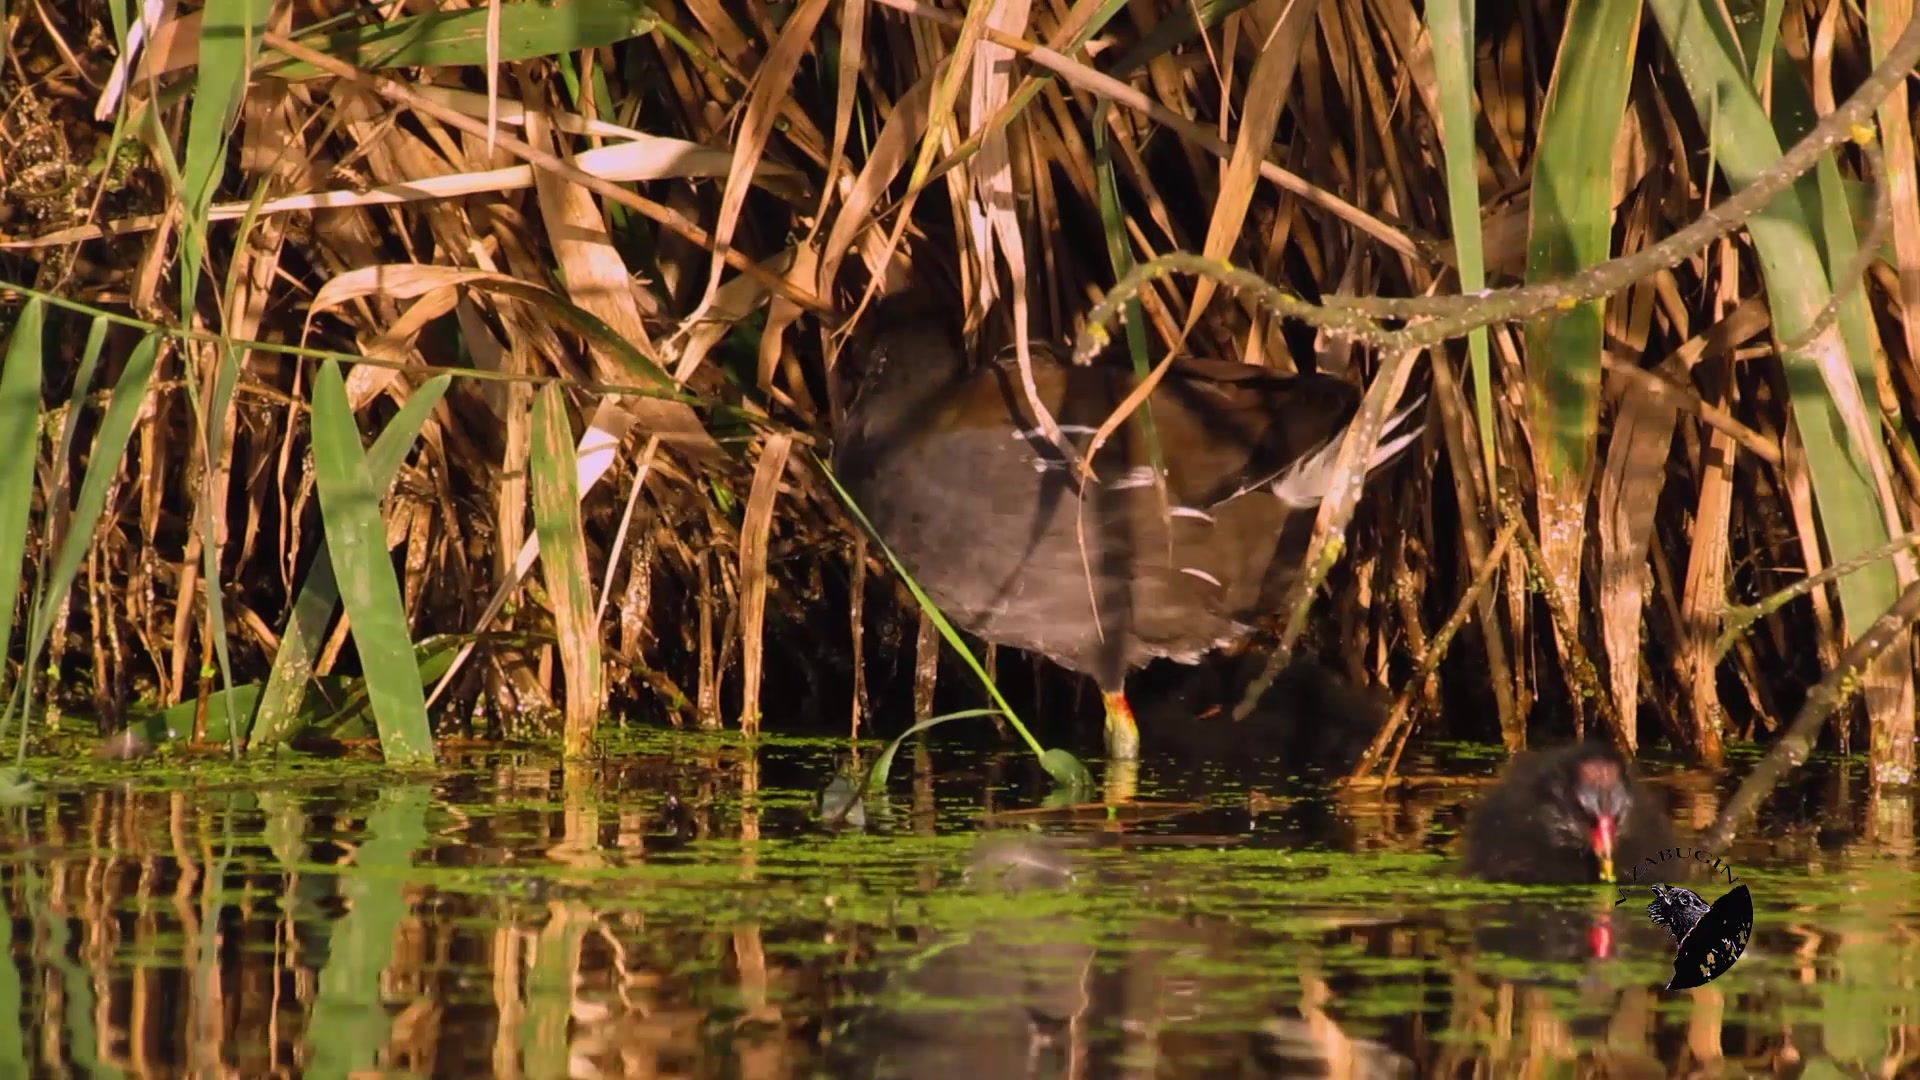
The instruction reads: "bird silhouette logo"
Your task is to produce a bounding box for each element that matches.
[1641,882,1753,989]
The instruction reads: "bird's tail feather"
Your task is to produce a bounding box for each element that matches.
[1267,394,1427,509]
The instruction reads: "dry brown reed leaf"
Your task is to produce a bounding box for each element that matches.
[453,294,512,421]
[229,87,305,584]
[876,0,1420,258]
[1187,0,1313,335]
[427,399,643,713]
[1680,421,1741,761]
[277,137,732,238]
[1811,0,1845,116]
[1522,311,1598,727]
[760,250,818,414]
[1020,109,1067,334]
[1600,360,1779,466]
[517,76,719,464]
[813,0,870,231]
[121,1,194,87]
[1326,0,1412,241]
[421,86,795,180]
[1124,10,1210,210]
[695,549,721,730]
[482,0,503,156]
[818,69,937,318]
[737,433,796,735]
[521,85,651,352]
[861,0,987,330]
[778,0,875,401]
[264,30,831,316]
[312,263,496,314]
[676,249,798,388]
[1868,5,1920,407]
[352,293,461,412]
[695,0,832,330]
[1360,0,1435,144]
[1492,377,1536,734]
[0,131,798,249]
[963,0,1029,318]
[1599,367,1680,756]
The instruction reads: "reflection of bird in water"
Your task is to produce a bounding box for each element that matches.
[1645,884,1713,943]
[826,834,1095,1079]
[829,833,1416,1078]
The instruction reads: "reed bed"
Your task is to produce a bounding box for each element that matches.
[1,0,1918,785]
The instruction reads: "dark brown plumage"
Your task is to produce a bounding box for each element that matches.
[1462,742,1680,884]
[832,294,1421,759]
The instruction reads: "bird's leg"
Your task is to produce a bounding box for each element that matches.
[1102,690,1140,761]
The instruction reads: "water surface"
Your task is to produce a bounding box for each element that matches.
[2,731,1915,1077]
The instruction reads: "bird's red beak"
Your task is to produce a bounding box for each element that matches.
[1591,814,1618,883]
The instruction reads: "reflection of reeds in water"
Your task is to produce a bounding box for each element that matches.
[3,763,1917,1078]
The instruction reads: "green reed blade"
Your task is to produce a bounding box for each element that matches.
[1426,0,1497,485]
[21,332,159,714]
[531,383,603,756]
[0,299,46,732]
[1523,0,1641,482]
[250,375,450,751]
[310,359,435,765]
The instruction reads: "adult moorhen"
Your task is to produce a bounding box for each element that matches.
[832,294,1423,761]
[1462,742,1680,884]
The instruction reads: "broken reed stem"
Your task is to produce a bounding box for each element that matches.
[913,609,941,721]
[1347,517,1522,782]
[736,432,794,738]
[1499,478,1629,753]
[696,552,721,730]
[1701,576,1920,853]
[849,532,868,742]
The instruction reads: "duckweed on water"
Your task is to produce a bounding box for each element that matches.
[1,736,1916,1076]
